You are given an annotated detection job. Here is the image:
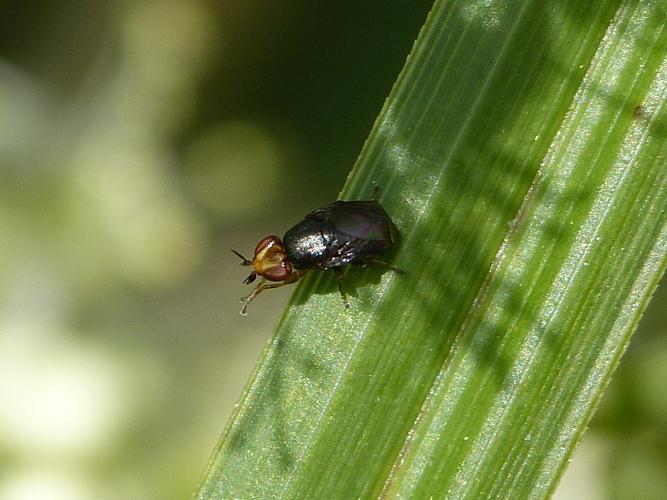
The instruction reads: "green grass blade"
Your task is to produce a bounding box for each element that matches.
[196,0,666,498]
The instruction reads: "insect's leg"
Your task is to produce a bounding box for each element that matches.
[364,257,406,275]
[333,267,350,309]
[370,184,381,200]
[239,271,305,316]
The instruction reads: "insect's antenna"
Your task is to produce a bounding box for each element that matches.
[231,249,252,266]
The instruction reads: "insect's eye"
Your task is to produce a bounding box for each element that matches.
[255,235,282,254]
[262,261,292,282]
[251,234,291,281]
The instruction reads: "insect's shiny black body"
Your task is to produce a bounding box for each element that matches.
[283,200,398,270]
[232,196,402,315]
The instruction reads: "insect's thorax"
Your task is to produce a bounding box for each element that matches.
[283,219,340,269]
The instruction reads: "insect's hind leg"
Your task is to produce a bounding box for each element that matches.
[333,267,351,309]
[364,257,405,275]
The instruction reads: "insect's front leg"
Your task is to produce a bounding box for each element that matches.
[239,270,305,315]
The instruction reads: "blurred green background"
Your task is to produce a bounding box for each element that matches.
[0,1,664,499]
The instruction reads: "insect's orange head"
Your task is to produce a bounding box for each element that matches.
[232,235,292,283]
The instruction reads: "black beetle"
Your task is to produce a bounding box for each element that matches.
[232,197,404,315]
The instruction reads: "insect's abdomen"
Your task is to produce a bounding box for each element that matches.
[283,200,398,271]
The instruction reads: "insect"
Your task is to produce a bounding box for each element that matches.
[232,196,404,315]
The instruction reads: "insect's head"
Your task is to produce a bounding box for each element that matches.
[231,235,292,283]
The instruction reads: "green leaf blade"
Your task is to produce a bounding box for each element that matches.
[196,0,666,498]
[385,2,667,497]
